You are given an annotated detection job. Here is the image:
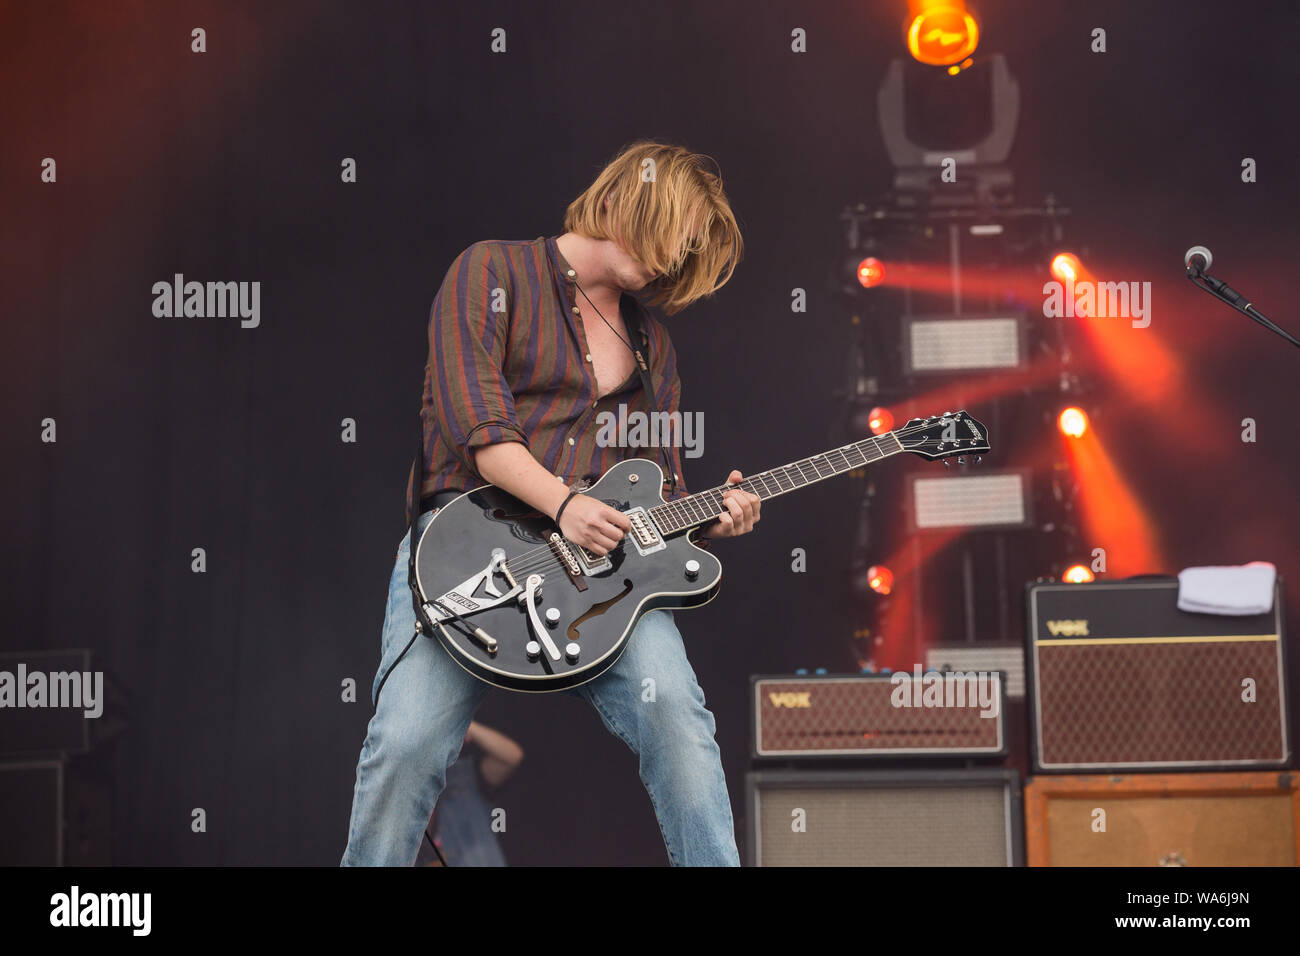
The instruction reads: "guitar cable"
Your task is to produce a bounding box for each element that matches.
[373,600,480,707]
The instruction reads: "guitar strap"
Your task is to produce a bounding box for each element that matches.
[618,293,680,497]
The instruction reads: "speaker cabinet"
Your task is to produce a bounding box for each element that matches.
[745,768,1023,866]
[0,757,113,865]
[0,650,96,756]
[1026,579,1290,771]
[1024,771,1300,866]
[0,761,63,865]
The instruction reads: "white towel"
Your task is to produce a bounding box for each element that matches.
[1177,562,1276,616]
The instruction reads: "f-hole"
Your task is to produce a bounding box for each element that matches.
[567,579,634,641]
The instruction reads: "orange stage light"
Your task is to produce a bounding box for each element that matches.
[857,257,886,288]
[1063,427,1166,577]
[906,1,979,67]
[1058,407,1089,438]
[1050,253,1080,284]
[862,260,1044,302]
[1062,565,1095,584]
[868,406,895,435]
[867,565,894,595]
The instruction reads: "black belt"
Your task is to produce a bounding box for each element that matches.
[419,473,600,517]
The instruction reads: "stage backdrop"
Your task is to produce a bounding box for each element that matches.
[3,0,1298,864]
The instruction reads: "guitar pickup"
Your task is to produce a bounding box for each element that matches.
[624,507,665,556]
[576,545,612,575]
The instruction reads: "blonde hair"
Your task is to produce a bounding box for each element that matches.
[563,140,743,314]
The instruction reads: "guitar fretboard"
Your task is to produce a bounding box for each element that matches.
[649,431,906,535]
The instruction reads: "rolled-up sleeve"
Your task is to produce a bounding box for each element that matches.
[429,242,528,476]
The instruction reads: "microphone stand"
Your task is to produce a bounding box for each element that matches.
[1186,265,1300,350]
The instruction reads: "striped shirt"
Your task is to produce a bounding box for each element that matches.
[408,236,691,513]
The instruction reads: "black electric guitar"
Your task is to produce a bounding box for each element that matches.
[413,410,990,692]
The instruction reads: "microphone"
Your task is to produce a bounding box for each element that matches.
[1184,245,1249,308]
[1183,245,1300,350]
[1184,245,1212,276]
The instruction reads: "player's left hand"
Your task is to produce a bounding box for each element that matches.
[701,470,761,538]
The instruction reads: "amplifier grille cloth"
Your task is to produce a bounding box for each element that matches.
[757,785,1009,866]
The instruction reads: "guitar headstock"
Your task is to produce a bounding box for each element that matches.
[895,410,991,461]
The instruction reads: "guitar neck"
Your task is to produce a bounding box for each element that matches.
[649,430,907,535]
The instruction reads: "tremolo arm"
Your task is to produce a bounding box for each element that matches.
[520,574,561,661]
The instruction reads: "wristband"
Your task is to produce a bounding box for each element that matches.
[553,489,581,527]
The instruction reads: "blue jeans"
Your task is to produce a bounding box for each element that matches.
[340,509,739,866]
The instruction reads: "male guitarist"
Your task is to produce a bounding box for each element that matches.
[341,141,758,866]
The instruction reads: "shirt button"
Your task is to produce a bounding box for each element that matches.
[568,437,575,445]
[572,306,581,315]
[585,354,593,362]
[567,269,576,278]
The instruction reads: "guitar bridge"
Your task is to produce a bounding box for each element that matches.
[548,533,588,591]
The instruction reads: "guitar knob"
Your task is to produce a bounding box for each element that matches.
[943,459,950,469]
[545,607,561,627]
[565,642,581,662]
[974,455,983,463]
[525,641,541,661]
[957,456,966,465]
[685,559,700,580]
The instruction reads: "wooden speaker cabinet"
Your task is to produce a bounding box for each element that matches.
[1024,771,1300,866]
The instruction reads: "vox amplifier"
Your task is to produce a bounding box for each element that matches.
[1026,578,1290,771]
[751,672,1007,759]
